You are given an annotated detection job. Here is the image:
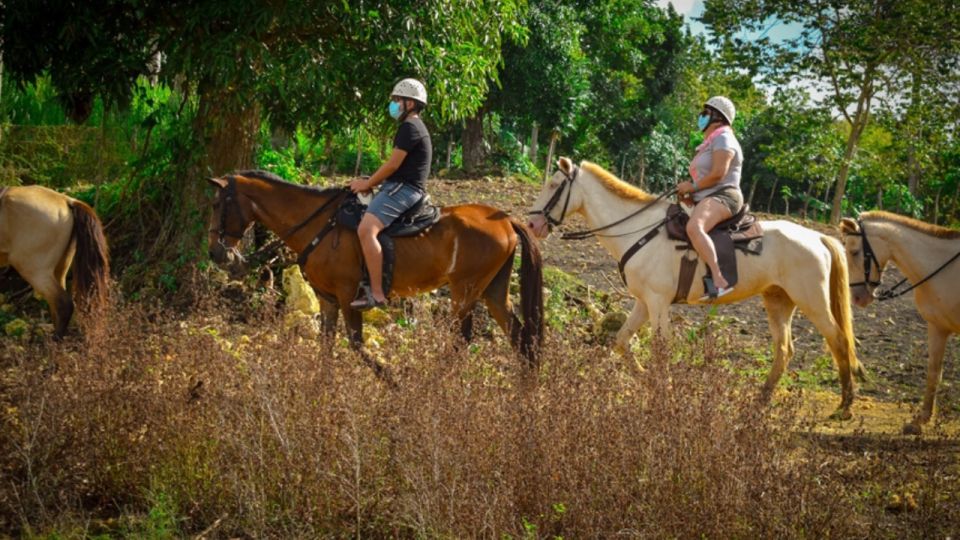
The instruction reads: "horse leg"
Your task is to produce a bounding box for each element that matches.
[796,297,856,420]
[904,323,950,435]
[320,298,340,337]
[24,271,72,340]
[759,287,797,402]
[614,299,649,355]
[343,304,395,387]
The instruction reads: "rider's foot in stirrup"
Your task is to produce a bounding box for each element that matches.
[350,290,388,311]
[699,276,734,302]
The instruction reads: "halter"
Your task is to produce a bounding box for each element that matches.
[847,219,884,291]
[528,164,578,228]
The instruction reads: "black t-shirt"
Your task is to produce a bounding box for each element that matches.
[389,117,432,191]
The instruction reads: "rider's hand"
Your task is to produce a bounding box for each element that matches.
[349,177,371,194]
[677,180,696,195]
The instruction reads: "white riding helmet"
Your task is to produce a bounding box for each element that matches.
[391,78,428,105]
[705,95,735,125]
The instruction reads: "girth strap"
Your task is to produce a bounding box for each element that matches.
[618,223,664,285]
[297,218,337,267]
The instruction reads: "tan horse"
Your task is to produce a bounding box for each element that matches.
[0,185,110,338]
[841,212,960,434]
[206,171,544,367]
[527,158,863,418]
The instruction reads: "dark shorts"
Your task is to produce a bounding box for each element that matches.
[702,186,743,215]
[366,181,424,226]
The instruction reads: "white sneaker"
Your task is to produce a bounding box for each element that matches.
[699,286,734,302]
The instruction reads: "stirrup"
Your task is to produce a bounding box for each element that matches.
[350,282,387,311]
[699,276,733,302]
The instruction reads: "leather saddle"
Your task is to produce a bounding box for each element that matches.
[336,192,440,236]
[335,192,441,299]
[665,203,763,300]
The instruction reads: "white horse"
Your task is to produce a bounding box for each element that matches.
[841,212,960,434]
[528,158,863,418]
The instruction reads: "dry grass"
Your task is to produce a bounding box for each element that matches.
[0,292,954,538]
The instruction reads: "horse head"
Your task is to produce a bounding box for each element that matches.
[207,175,255,271]
[840,217,887,307]
[527,156,584,239]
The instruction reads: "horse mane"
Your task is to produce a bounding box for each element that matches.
[862,210,960,239]
[233,169,345,197]
[581,161,657,203]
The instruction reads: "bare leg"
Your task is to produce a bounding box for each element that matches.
[904,323,950,435]
[686,198,733,290]
[357,213,387,302]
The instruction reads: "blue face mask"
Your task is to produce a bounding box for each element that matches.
[697,113,711,131]
[389,101,403,119]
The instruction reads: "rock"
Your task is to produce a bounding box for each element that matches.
[598,312,626,333]
[363,307,392,327]
[282,265,320,315]
[284,311,320,338]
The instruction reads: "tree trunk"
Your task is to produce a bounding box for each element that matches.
[322,131,335,175]
[933,186,941,224]
[354,129,364,176]
[830,72,875,224]
[544,130,559,182]
[529,122,539,161]
[462,113,485,174]
[801,179,814,219]
[747,177,759,208]
[446,139,454,170]
[637,149,646,190]
[766,177,780,213]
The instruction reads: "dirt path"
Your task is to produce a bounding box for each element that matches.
[431,176,960,437]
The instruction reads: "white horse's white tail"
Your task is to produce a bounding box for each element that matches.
[821,236,865,382]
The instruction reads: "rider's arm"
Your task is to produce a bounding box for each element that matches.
[350,148,408,193]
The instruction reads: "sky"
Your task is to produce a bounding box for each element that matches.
[655,0,806,48]
[655,0,826,103]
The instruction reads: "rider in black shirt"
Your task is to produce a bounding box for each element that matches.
[348,78,432,310]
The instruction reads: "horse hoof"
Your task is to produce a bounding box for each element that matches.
[828,408,852,421]
[902,422,922,436]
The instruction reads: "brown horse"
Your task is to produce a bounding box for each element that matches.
[0,185,111,338]
[206,171,544,367]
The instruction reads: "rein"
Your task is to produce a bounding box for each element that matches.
[850,219,960,301]
[527,164,678,240]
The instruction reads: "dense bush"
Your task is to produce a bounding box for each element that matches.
[1,292,868,538]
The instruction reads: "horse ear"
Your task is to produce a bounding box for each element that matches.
[558,157,573,174]
[839,217,859,234]
[207,177,228,189]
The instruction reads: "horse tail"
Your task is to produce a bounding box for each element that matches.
[821,235,866,382]
[511,220,544,367]
[70,200,111,310]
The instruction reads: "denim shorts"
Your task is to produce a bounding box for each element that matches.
[366,181,424,226]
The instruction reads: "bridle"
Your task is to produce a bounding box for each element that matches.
[528,165,578,229]
[210,176,250,254]
[527,164,678,240]
[849,218,960,301]
[847,219,884,291]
